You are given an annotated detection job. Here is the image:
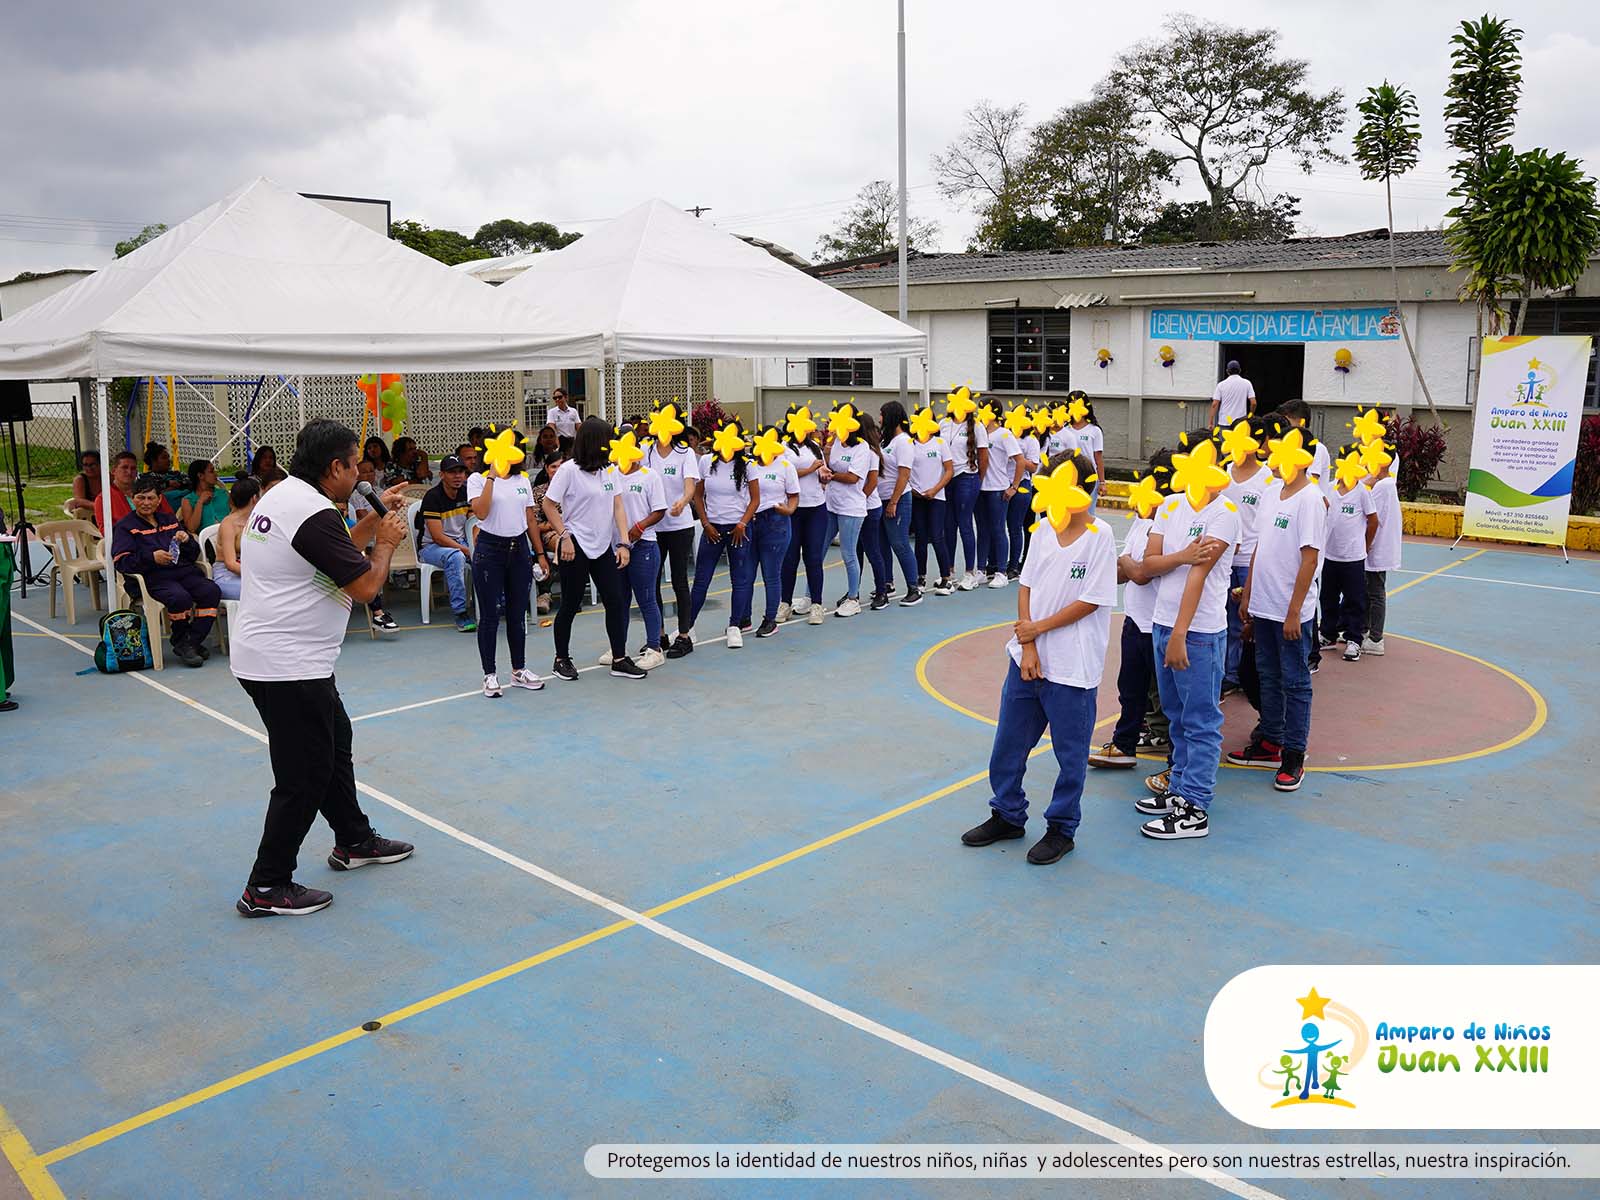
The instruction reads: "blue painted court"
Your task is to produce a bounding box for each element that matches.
[2,523,1597,1198]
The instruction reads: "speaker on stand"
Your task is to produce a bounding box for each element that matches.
[1,381,38,598]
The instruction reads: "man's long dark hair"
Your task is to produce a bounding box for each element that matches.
[573,416,611,473]
[290,419,359,487]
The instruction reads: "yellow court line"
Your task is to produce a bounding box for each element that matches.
[0,1100,64,1200]
[1385,546,1486,598]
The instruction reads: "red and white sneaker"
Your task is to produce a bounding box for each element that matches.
[1226,737,1282,768]
[1274,748,1306,792]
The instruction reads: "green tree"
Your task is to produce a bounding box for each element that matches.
[472,218,581,257]
[115,223,167,258]
[1448,147,1600,336]
[1139,195,1300,244]
[1354,81,1442,426]
[1021,91,1175,246]
[815,181,939,260]
[390,218,490,265]
[931,101,1033,250]
[1110,14,1344,229]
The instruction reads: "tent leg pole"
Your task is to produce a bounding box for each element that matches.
[96,378,114,602]
[597,360,607,425]
[296,374,305,430]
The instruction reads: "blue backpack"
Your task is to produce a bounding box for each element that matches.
[93,608,154,673]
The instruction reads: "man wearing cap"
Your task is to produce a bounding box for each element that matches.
[418,455,477,632]
[1210,360,1256,426]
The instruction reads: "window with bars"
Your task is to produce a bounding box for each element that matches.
[988,309,1072,393]
[809,358,874,387]
[1517,300,1600,410]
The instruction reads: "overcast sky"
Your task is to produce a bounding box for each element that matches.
[2,0,1597,279]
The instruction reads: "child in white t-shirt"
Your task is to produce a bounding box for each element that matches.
[960,452,1116,866]
[1362,441,1402,655]
[1220,422,1276,692]
[1066,393,1104,507]
[1320,444,1378,662]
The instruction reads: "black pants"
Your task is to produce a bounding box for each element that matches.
[1110,616,1156,754]
[240,676,374,888]
[140,566,220,646]
[655,526,694,636]
[1321,558,1368,644]
[471,531,531,674]
[554,541,630,659]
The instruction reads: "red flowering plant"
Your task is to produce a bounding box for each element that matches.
[1385,414,1449,501]
[692,398,733,434]
[1572,414,1600,516]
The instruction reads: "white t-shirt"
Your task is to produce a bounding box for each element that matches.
[1152,494,1241,635]
[865,450,884,511]
[466,470,536,537]
[1248,483,1328,626]
[1309,441,1334,502]
[981,428,1019,492]
[825,441,875,517]
[1006,520,1118,688]
[1212,375,1255,423]
[1045,427,1080,459]
[943,419,989,477]
[1121,516,1159,635]
[787,443,825,508]
[751,457,800,513]
[1223,465,1276,558]
[909,437,953,497]
[1365,476,1402,571]
[699,455,752,525]
[1017,434,1042,476]
[232,476,365,682]
[1325,483,1375,563]
[645,443,702,533]
[877,431,914,501]
[547,405,581,437]
[1072,423,1104,463]
[545,464,617,559]
[606,466,668,543]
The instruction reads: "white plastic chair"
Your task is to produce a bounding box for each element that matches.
[36,519,107,625]
[197,522,240,653]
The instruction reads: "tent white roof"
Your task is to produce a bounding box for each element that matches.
[0,177,603,380]
[483,199,927,362]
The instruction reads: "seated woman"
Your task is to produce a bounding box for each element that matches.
[362,436,391,480]
[143,442,190,508]
[210,476,261,601]
[250,445,279,481]
[68,450,101,519]
[388,436,432,485]
[178,459,232,534]
[530,446,567,614]
[111,473,221,668]
[348,459,398,630]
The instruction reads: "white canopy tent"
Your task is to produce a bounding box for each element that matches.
[466,199,928,420]
[0,176,604,601]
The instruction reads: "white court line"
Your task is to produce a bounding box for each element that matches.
[13,609,1280,1200]
[1390,569,1600,597]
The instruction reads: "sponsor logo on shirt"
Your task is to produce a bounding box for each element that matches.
[1341,502,1357,516]
[1242,493,1260,506]
[1274,514,1291,529]
[1188,523,1205,539]
[1069,562,1087,580]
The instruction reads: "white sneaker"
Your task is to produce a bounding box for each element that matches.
[808,606,825,625]
[1343,640,1361,662]
[482,673,504,698]
[726,624,743,649]
[987,572,1008,589]
[1361,637,1385,656]
[777,602,792,623]
[792,596,812,615]
[510,667,544,690]
[958,570,978,591]
[835,597,862,618]
[636,647,666,670]
[597,650,614,665]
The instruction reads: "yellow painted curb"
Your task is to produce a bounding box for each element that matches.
[1401,502,1599,551]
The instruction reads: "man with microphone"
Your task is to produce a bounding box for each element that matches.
[231,419,416,917]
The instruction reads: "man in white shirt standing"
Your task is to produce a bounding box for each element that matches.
[1209,360,1256,426]
[547,388,581,452]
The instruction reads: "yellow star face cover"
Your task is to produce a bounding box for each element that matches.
[711,422,745,462]
[481,424,525,478]
[1051,404,1070,427]
[1169,437,1231,507]
[909,406,941,443]
[827,403,861,443]
[1032,408,1054,436]
[945,387,977,424]
[1334,449,1368,490]
[1066,396,1090,424]
[1360,440,1394,476]
[1029,458,1094,532]
[976,402,998,428]
[648,402,685,450]
[751,426,786,466]
[1351,406,1387,446]
[608,429,645,473]
[1219,419,1261,466]
[1005,405,1034,439]
[1126,473,1165,519]
[785,405,818,444]
[1266,428,1316,484]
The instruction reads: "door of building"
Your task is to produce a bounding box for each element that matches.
[1217,343,1305,413]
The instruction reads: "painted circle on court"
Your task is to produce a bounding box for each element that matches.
[917,624,1544,772]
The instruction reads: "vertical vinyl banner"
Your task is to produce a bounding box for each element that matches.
[1463,335,1591,545]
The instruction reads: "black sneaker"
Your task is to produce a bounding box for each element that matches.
[236,881,333,917]
[552,655,580,681]
[1134,790,1177,816]
[665,634,694,659]
[194,640,212,661]
[1027,828,1075,864]
[1006,566,1021,580]
[1140,800,1210,840]
[869,592,889,611]
[1274,748,1306,792]
[660,633,672,653]
[172,639,204,668]
[755,617,779,638]
[886,583,898,597]
[899,587,924,607]
[328,834,415,871]
[610,656,647,679]
[960,812,1026,846]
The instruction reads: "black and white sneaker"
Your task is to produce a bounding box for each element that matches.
[1134,790,1177,816]
[1141,800,1209,840]
[899,587,924,607]
[869,592,889,611]
[372,609,399,631]
[755,617,779,638]
[552,656,580,681]
[236,881,333,917]
[609,656,647,680]
[933,578,955,596]
[328,834,414,871]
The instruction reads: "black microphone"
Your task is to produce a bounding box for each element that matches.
[355,479,387,516]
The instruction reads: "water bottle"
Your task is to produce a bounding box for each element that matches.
[167,535,181,563]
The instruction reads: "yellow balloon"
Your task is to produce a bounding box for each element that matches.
[481,425,525,479]
[828,402,862,442]
[711,422,746,462]
[909,406,941,443]
[1266,427,1316,484]
[751,426,786,466]
[1169,437,1232,507]
[1029,457,1093,532]
[1219,419,1261,466]
[608,429,645,473]
[648,402,685,450]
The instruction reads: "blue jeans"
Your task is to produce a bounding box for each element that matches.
[1253,617,1314,753]
[858,507,888,596]
[1005,488,1032,572]
[943,471,981,573]
[975,489,1008,574]
[752,508,791,622]
[834,512,864,599]
[1111,616,1157,754]
[418,542,470,615]
[689,523,755,630]
[1152,625,1226,810]
[1223,561,1251,684]
[912,494,951,582]
[781,503,827,605]
[988,658,1095,835]
[625,540,663,649]
[882,497,917,590]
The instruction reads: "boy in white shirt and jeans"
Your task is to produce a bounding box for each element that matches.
[1362,442,1402,655]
